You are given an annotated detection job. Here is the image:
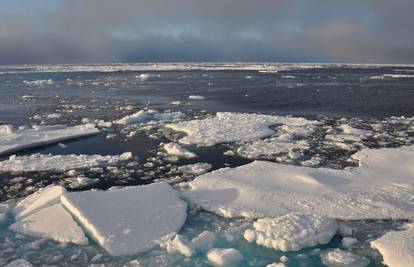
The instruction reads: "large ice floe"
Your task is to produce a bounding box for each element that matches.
[370,224,414,267]
[184,145,414,220]
[0,124,99,156]
[166,112,318,146]
[0,152,132,172]
[9,182,187,256]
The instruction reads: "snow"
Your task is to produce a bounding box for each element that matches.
[320,249,370,267]
[206,248,243,266]
[0,152,133,172]
[5,259,34,267]
[244,213,338,251]
[60,182,187,256]
[188,95,205,100]
[163,143,197,159]
[185,146,414,220]
[10,203,88,245]
[67,176,100,188]
[178,163,212,176]
[166,112,318,146]
[162,234,195,257]
[191,230,216,252]
[339,124,372,136]
[114,110,185,125]
[0,124,99,156]
[370,225,414,267]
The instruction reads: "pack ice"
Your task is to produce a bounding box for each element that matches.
[9,183,187,256]
[0,124,99,156]
[0,152,132,172]
[184,145,414,220]
[166,112,319,146]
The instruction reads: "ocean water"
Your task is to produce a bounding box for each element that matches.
[0,63,413,266]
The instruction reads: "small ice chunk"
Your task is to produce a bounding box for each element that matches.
[191,230,216,252]
[339,124,372,136]
[320,249,370,267]
[370,226,414,267]
[178,163,212,176]
[68,176,100,188]
[341,237,357,248]
[137,73,149,80]
[207,248,243,266]
[244,213,338,251]
[60,182,187,256]
[266,263,286,267]
[163,234,195,257]
[188,95,205,100]
[113,110,151,124]
[10,203,88,245]
[46,113,62,119]
[163,143,197,159]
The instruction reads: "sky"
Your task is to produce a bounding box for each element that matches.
[0,0,413,64]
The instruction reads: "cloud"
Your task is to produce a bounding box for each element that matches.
[0,0,413,64]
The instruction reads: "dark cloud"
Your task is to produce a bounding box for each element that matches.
[0,0,413,64]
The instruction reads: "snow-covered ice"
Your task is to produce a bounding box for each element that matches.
[162,234,195,257]
[185,146,414,220]
[10,203,88,245]
[244,213,338,251]
[23,79,54,86]
[0,124,99,156]
[114,110,185,125]
[60,182,187,256]
[191,230,216,253]
[320,249,370,267]
[113,110,151,124]
[370,225,414,267]
[163,143,197,159]
[178,163,212,176]
[188,95,205,100]
[167,112,318,146]
[206,248,243,266]
[0,152,133,172]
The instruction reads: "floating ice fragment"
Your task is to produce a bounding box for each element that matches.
[61,182,187,256]
[162,234,195,257]
[244,213,338,251]
[178,163,212,176]
[207,248,243,266]
[191,230,216,252]
[0,124,99,156]
[163,143,197,159]
[320,249,370,267]
[188,95,205,100]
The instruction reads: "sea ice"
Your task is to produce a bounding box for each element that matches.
[185,146,414,220]
[191,230,216,252]
[188,95,205,100]
[167,112,318,146]
[0,152,133,172]
[163,143,197,159]
[5,259,34,267]
[10,203,88,245]
[206,248,243,266]
[370,225,414,267]
[244,213,338,251]
[320,249,370,267]
[114,110,185,125]
[60,182,187,256]
[178,163,212,176]
[162,234,195,257]
[0,124,99,156]
[113,110,151,124]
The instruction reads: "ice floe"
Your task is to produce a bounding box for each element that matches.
[188,95,205,100]
[370,225,414,267]
[0,124,99,156]
[61,182,187,256]
[178,163,212,176]
[191,230,216,253]
[23,79,54,86]
[113,110,185,125]
[244,213,338,251]
[163,143,197,159]
[206,248,243,266]
[167,112,318,146]
[320,249,370,267]
[162,234,195,257]
[185,145,414,220]
[0,152,133,172]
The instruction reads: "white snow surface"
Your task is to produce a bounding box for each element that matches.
[207,248,243,266]
[185,146,414,220]
[10,203,88,245]
[178,163,212,176]
[244,213,338,252]
[166,112,318,146]
[60,182,188,256]
[0,124,99,156]
[191,230,216,252]
[162,235,195,257]
[0,152,133,172]
[370,225,414,267]
[163,143,197,159]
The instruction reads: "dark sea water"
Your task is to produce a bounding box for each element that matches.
[0,63,413,266]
